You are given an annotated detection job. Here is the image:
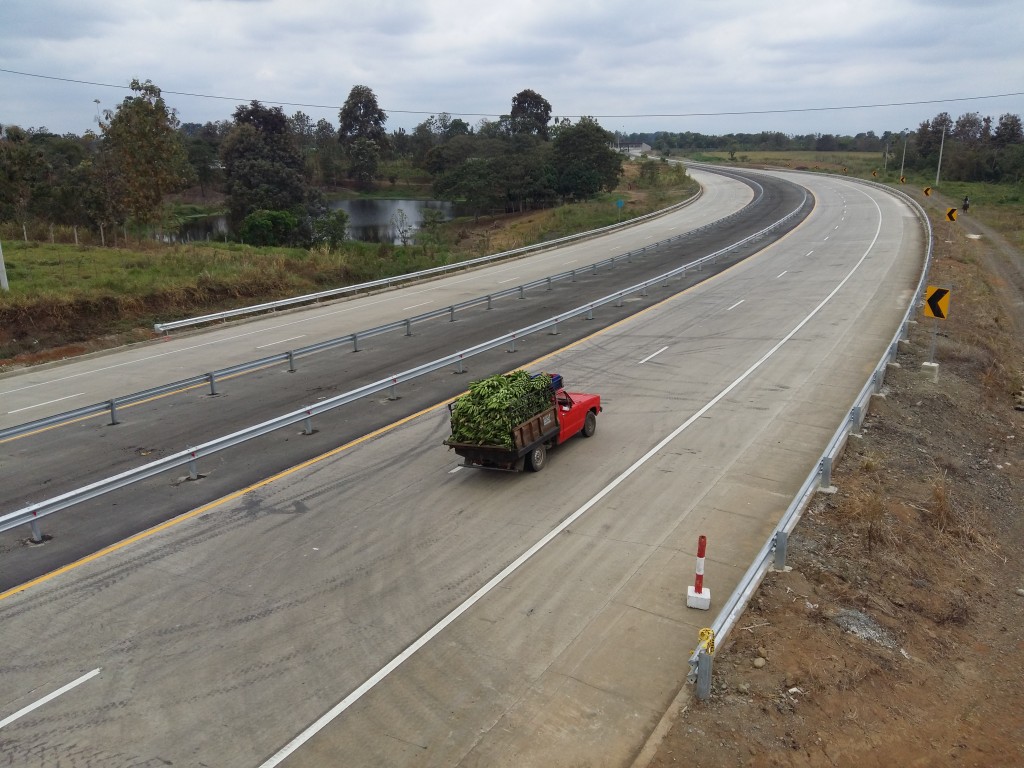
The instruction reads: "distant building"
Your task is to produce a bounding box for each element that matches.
[615,142,652,154]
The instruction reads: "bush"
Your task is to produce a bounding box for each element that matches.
[238,210,299,247]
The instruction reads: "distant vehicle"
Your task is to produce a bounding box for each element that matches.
[444,373,602,472]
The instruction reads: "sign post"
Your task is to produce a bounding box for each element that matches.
[923,285,951,367]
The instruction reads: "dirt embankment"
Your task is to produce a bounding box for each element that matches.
[644,196,1024,768]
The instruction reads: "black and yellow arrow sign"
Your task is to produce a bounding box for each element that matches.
[899,175,906,184]
[946,207,958,222]
[923,186,932,196]
[924,286,950,319]
[871,169,878,177]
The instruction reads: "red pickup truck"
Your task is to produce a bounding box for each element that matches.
[445,374,602,472]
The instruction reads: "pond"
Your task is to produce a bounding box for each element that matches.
[330,199,453,244]
[173,199,454,245]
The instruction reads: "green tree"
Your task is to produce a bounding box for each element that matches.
[98,79,192,228]
[338,85,389,149]
[510,89,552,140]
[434,158,503,219]
[550,116,622,200]
[221,101,320,233]
[994,113,1023,147]
[347,137,381,187]
[311,209,348,251]
[0,126,45,237]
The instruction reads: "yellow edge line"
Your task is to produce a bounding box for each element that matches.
[1,235,791,602]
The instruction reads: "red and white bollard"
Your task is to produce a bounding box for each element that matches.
[686,535,711,610]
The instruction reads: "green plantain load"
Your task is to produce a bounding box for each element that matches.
[448,371,554,448]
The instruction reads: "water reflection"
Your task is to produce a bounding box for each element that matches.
[330,199,452,244]
[173,199,453,245]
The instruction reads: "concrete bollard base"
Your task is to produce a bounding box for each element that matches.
[921,361,939,382]
[687,586,711,610]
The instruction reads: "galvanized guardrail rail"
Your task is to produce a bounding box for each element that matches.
[150,186,716,334]
[1,184,808,544]
[686,179,934,699]
[0,172,763,443]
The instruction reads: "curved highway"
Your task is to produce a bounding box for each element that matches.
[0,168,924,767]
[1,168,805,588]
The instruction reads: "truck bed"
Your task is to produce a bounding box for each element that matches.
[445,406,558,470]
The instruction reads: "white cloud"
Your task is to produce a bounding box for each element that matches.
[2,0,1022,138]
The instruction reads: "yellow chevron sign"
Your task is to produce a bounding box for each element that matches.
[924,286,950,319]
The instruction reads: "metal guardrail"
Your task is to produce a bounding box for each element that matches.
[151,188,716,334]
[0,189,809,543]
[686,179,934,697]
[0,174,765,443]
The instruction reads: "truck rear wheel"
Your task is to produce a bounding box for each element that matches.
[581,411,597,438]
[527,445,547,472]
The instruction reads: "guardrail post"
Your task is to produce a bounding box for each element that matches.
[586,306,594,321]
[546,276,552,291]
[29,517,44,544]
[288,351,297,373]
[571,269,577,283]
[518,285,525,299]
[188,452,199,481]
[627,251,633,263]
[592,263,598,275]
[641,283,649,297]
[449,306,456,322]
[486,295,493,310]
[550,321,559,335]
[208,373,219,396]
[353,333,361,352]
[108,399,120,425]
[388,376,399,400]
[850,405,862,432]
[455,354,465,374]
[819,456,833,488]
[616,293,624,307]
[508,333,517,353]
[302,410,314,435]
[610,256,616,269]
[773,530,789,570]
[405,319,413,336]
[695,649,713,701]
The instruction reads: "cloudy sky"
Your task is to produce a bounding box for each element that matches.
[2,0,1022,139]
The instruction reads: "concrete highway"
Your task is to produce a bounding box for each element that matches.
[0,167,806,588]
[0,168,925,767]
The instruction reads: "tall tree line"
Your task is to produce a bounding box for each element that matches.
[6,79,1020,248]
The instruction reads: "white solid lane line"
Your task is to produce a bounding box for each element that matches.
[8,393,86,415]
[259,190,886,768]
[256,336,306,349]
[638,346,669,365]
[0,668,101,730]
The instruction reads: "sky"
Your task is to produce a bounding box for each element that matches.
[2,0,1023,140]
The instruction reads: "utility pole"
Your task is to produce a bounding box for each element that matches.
[935,125,948,186]
[899,129,909,180]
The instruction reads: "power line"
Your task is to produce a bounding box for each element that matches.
[2,66,1022,121]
